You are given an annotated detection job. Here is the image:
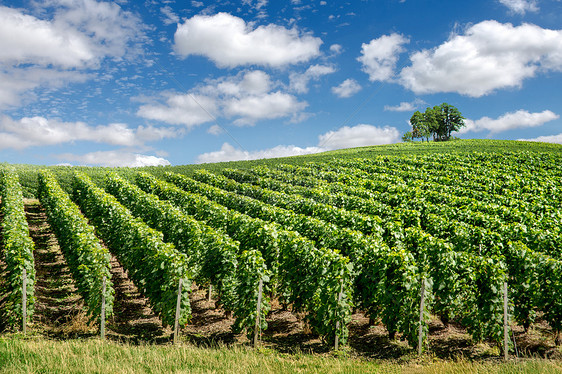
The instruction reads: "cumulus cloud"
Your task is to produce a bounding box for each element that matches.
[289,64,336,93]
[399,20,562,97]
[43,0,145,60]
[174,12,322,68]
[196,124,401,163]
[137,93,218,127]
[384,98,425,112]
[318,124,401,149]
[331,79,362,98]
[358,33,410,82]
[207,124,224,135]
[330,44,343,55]
[224,92,308,125]
[57,151,171,167]
[196,143,323,163]
[518,133,562,144]
[0,1,144,109]
[0,115,178,150]
[0,6,95,68]
[138,70,308,127]
[498,0,538,14]
[459,110,559,134]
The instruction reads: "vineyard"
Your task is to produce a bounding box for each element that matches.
[1,139,562,360]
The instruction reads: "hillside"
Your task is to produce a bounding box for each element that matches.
[1,138,562,371]
[7,139,562,198]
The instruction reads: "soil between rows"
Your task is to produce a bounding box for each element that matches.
[0,199,559,360]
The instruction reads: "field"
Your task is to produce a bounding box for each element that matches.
[1,139,562,373]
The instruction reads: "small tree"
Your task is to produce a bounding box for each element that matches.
[432,103,465,141]
[407,103,465,142]
[409,110,435,142]
[402,131,414,142]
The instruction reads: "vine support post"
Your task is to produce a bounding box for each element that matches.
[101,276,106,340]
[334,280,344,351]
[22,267,27,335]
[174,278,183,345]
[208,284,213,303]
[418,277,426,356]
[503,281,509,360]
[253,278,264,348]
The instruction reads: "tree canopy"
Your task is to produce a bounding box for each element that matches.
[402,103,465,142]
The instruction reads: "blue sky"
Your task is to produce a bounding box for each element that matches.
[1,0,561,166]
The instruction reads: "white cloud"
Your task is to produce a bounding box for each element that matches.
[330,43,343,54]
[0,68,89,108]
[57,151,171,167]
[199,70,272,97]
[138,70,308,126]
[0,1,144,109]
[242,0,268,10]
[0,6,95,68]
[318,124,401,149]
[207,124,224,135]
[196,142,323,163]
[224,91,308,125]
[358,33,410,82]
[331,79,362,98]
[289,64,336,93]
[161,5,179,25]
[33,0,145,64]
[173,12,322,68]
[384,98,425,112]
[460,110,559,134]
[137,93,218,127]
[0,115,178,150]
[399,21,562,97]
[518,133,562,144]
[498,0,538,14]
[196,124,401,163]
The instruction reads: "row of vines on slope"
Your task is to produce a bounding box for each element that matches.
[72,172,192,327]
[224,161,562,343]
[104,172,271,338]
[0,169,35,329]
[134,171,353,345]
[162,171,507,347]
[37,171,114,323]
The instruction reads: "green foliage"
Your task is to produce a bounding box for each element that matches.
[135,172,353,345]
[2,140,562,352]
[0,168,35,329]
[232,250,271,339]
[37,170,114,323]
[104,172,239,312]
[222,155,561,346]
[72,172,192,327]
[536,253,562,336]
[409,103,465,141]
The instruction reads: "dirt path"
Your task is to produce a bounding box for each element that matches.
[24,199,169,342]
[106,254,170,343]
[24,199,86,336]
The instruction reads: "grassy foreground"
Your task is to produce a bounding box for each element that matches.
[0,336,561,374]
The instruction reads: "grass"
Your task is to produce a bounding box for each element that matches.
[1,335,561,374]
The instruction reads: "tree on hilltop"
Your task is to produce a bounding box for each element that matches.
[404,103,465,142]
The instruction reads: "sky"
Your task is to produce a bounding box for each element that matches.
[1,0,561,167]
